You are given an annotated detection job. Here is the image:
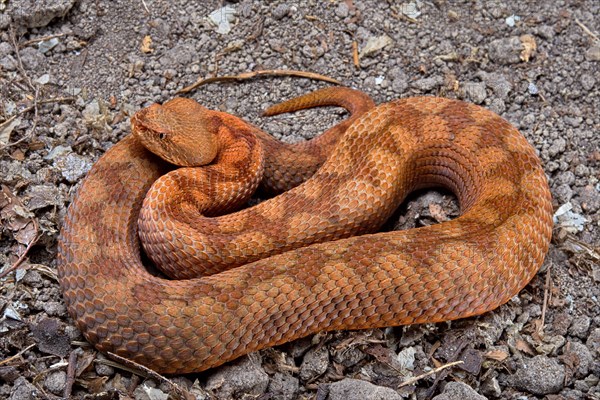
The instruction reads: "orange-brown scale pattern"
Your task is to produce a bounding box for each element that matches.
[57,88,553,374]
[258,87,376,193]
[138,88,376,278]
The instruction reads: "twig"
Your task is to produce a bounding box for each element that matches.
[574,18,600,43]
[0,343,36,366]
[28,96,75,108]
[20,33,68,47]
[398,360,464,388]
[141,0,150,14]
[178,69,342,94]
[352,40,360,69]
[0,97,75,149]
[63,350,79,399]
[8,26,42,148]
[9,26,35,91]
[0,218,40,279]
[7,96,76,119]
[538,262,552,338]
[105,352,196,399]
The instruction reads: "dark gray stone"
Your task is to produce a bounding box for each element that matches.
[433,382,487,400]
[328,378,402,400]
[509,355,565,395]
[205,356,269,398]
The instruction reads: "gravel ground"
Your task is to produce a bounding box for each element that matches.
[1,1,599,399]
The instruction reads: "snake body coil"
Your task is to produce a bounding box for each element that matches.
[57,88,552,374]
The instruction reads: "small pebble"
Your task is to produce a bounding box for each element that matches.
[59,153,93,183]
[205,357,269,398]
[335,2,350,18]
[462,81,487,104]
[328,378,403,400]
[8,377,37,400]
[554,183,573,203]
[267,373,299,400]
[509,355,565,395]
[299,346,329,381]
[563,341,593,378]
[578,185,600,212]
[580,73,596,91]
[95,354,115,376]
[568,315,591,339]
[411,76,443,91]
[488,36,523,65]
[44,371,67,396]
[272,4,291,20]
[548,137,567,157]
[585,328,600,358]
[0,42,13,57]
[556,171,575,186]
[585,44,600,61]
[432,381,487,400]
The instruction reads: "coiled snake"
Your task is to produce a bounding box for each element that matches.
[57,87,552,374]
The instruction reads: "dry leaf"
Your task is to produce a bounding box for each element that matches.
[515,338,535,355]
[86,376,110,394]
[1,186,34,230]
[74,350,97,376]
[0,185,38,248]
[363,344,398,367]
[11,148,25,161]
[0,116,21,146]
[140,35,153,53]
[520,34,536,62]
[444,72,460,92]
[345,0,356,13]
[359,35,393,59]
[14,221,37,246]
[531,319,545,342]
[223,39,244,53]
[485,349,509,361]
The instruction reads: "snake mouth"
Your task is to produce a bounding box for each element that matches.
[130,111,151,142]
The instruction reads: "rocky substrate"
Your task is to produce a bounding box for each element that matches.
[1,1,599,399]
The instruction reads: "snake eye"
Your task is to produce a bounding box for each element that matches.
[158,132,167,140]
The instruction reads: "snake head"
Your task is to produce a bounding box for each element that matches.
[131,97,220,167]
